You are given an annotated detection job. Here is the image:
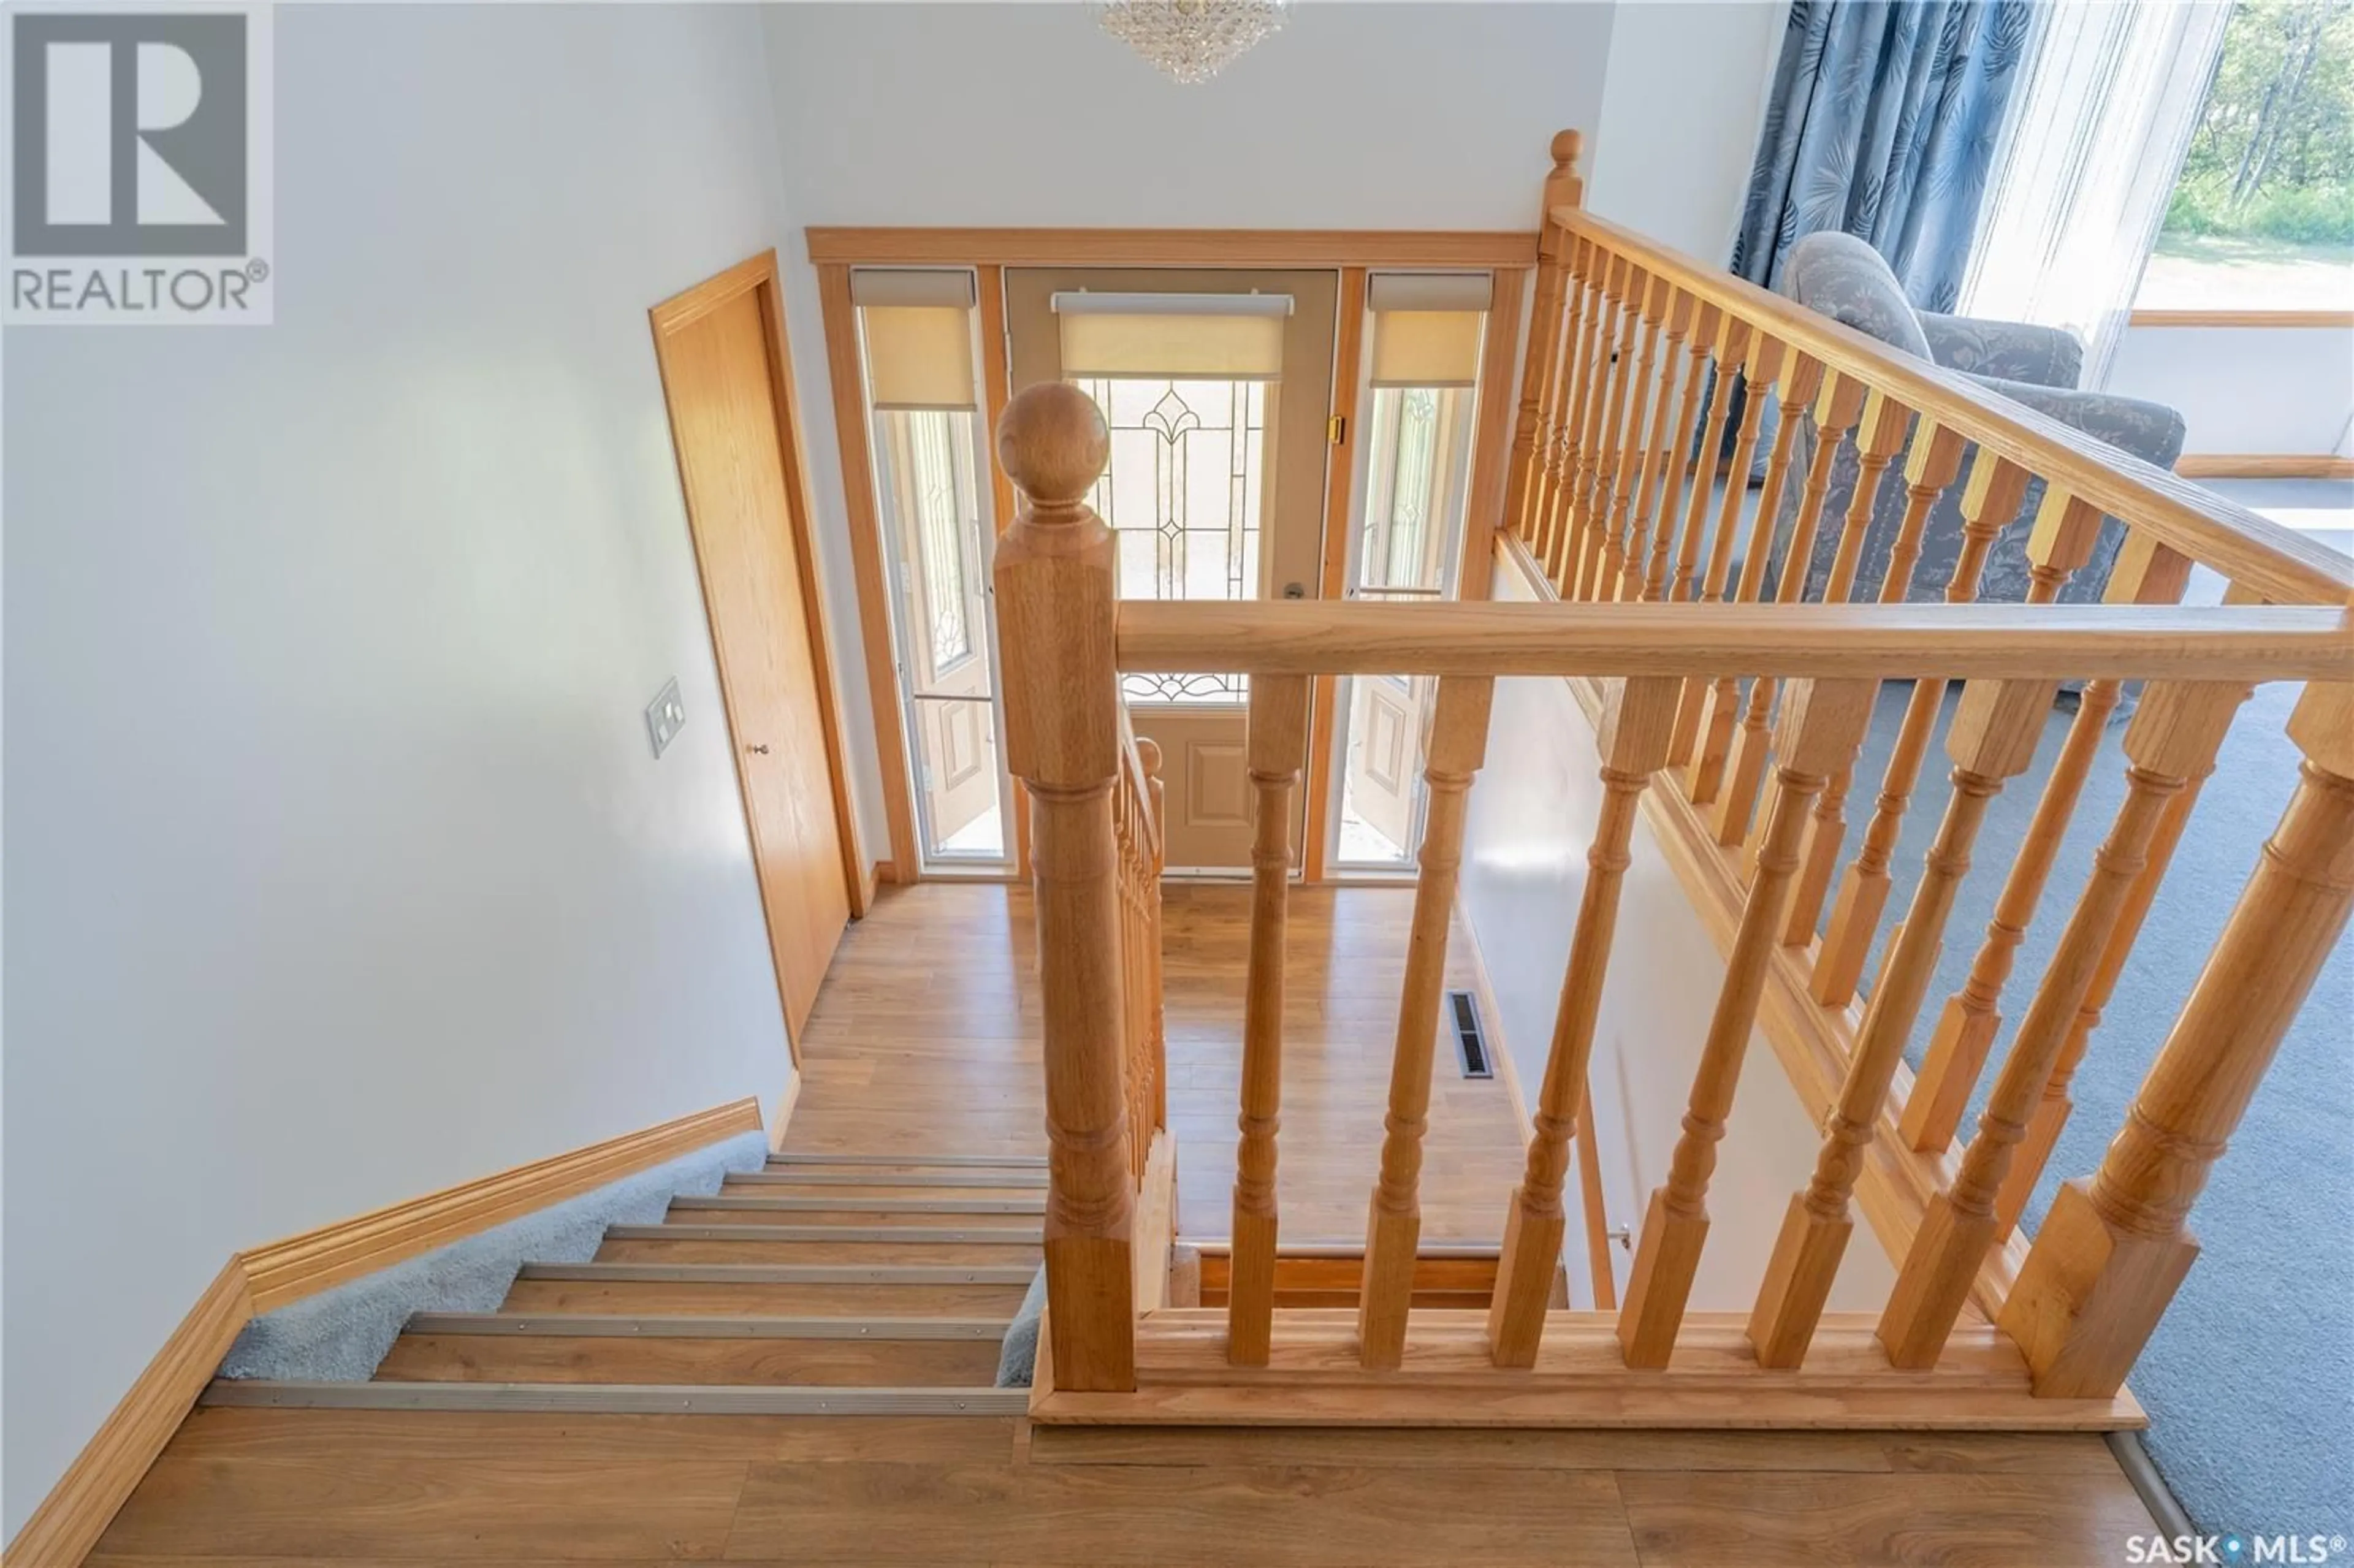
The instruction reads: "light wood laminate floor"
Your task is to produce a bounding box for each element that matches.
[99,883,2156,1566]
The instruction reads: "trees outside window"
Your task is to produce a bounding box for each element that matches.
[2139,0,2354,308]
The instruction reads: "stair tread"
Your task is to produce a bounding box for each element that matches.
[201,1379,1028,1414]
[375,1332,1003,1388]
[610,1224,1042,1243]
[767,1149,1045,1158]
[517,1262,1037,1284]
[402,1312,1011,1338]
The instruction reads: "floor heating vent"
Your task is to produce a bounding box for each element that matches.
[1448,989,1493,1079]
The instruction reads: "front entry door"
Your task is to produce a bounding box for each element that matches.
[1005,268,1337,872]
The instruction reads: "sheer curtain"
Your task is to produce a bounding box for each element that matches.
[1960,1,2231,387]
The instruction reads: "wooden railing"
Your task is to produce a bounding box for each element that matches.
[992,132,2354,1416]
[1113,718,1167,1186]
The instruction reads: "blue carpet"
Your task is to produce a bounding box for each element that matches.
[1813,554,2352,1535]
[219,1129,768,1382]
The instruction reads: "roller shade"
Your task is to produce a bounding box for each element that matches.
[1367,272,1491,389]
[853,269,978,411]
[1053,291,1289,380]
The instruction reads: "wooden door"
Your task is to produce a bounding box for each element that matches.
[1344,674,1422,856]
[653,254,860,1045]
[1004,267,1337,872]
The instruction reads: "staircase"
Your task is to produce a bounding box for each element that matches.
[206,1152,1045,1416]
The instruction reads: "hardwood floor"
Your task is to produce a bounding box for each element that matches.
[94,882,2155,1566]
[792,880,1528,1242]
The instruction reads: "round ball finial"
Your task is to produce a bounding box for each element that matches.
[997,382,1110,506]
[1551,129,1583,169]
[1135,737,1163,778]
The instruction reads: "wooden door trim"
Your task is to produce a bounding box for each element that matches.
[814,262,924,883]
[652,251,867,1059]
[977,264,1033,877]
[1303,267,1368,883]
[808,227,1538,269]
[1458,266,1529,603]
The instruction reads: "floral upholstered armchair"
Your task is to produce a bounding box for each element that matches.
[1772,232,2186,606]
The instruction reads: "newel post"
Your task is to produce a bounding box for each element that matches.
[2000,682,2354,1398]
[994,382,1136,1392]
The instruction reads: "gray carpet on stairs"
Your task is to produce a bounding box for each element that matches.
[218,1129,768,1382]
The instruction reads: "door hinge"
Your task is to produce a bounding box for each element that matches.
[1328,414,1346,446]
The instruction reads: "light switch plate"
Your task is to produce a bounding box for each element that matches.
[646,678,686,758]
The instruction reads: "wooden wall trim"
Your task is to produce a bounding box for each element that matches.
[806,227,1539,268]
[2128,308,2354,330]
[3,1261,252,1568]
[1303,267,1368,885]
[815,263,923,879]
[1458,266,1529,603]
[4,1096,767,1567]
[240,1097,763,1309]
[2176,453,2354,481]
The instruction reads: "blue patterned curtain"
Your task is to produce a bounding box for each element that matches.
[1731,0,2035,311]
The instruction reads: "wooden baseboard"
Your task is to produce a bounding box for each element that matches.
[4,1095,764,1567]
[2,1261,252,1568]
[2176,453,2354,480]
[2128,308,2354,329]
[1029,1311,2144,1431]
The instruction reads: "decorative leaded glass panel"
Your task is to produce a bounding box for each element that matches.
[1073,376,1267,704]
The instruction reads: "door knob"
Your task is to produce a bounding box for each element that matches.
[745,743,771,755]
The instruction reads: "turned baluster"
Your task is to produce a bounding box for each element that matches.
[1489,677,1681,1366]
[1999,681,2353,1396]
[992,381,1135,1391]
[1544,248,1610,587]
[1556,257,1626,593]
[1533,240,1588,568]
[1601,276,1670,602]
[1509,133,1585,553]
[1228,676,1308,1364]
[1689,354,1824,810]
[1618,679,1877,1368]
[1621,283,1691,603]
[1667,312,1748,606]
[1574,263,1647,600]
[1992,547,2211,1239]
[1813,451,2029,1008]
[1645,300,1716,603]
[1884,680,2255,1369]
[1670,332,1785,775]
[1783,390,1919,943]
[1360,675,1496,1369]
[1902,497,2158,1154]
[1716,370,1865,853]
[1142,739,1167,1139]
[1746,677,2053,1368]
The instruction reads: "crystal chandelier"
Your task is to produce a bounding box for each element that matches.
[1094,0,1289,86]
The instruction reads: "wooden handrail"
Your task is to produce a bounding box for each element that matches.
[1552,206,2353,607]
[983,132,2352,1423]
[1114,600,2353,681]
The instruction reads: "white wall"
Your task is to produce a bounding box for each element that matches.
[1588,0,1787,261]
[2109,323,2354,457]
[757,0,1620,845]
[2,6,798,1537]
